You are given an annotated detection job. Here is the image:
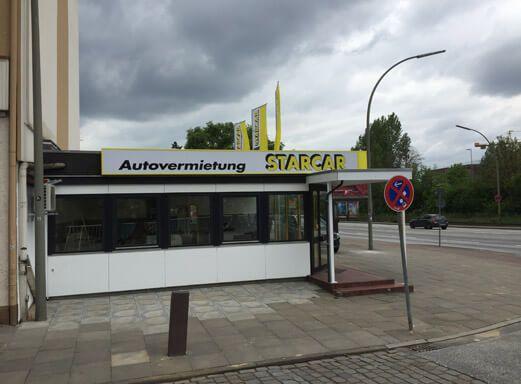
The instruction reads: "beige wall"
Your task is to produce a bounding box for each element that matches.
[19,0,80,161]
[0,118,8,316]
[0,0,10,323]
[0,0,9,57]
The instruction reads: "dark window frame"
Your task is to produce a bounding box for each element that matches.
[267,191,309,243]
[49,194,107,255]
[219,193,262,245]
[48,190,311,255]
[166,193,214,248]
[112,194,162,251]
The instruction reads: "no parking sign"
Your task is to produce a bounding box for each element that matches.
[384,175,414,331]
[384,175,414,212]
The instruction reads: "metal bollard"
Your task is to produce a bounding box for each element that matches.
[167,290,189,356]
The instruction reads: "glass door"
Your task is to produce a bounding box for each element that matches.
[311,189,328,273]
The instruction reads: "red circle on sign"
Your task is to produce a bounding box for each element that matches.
[384,175,415,212]
[495,194,502,203]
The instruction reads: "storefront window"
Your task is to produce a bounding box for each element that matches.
[168,195,211,246]
[222,196,258,242]
[55,196,104,253]
[269,194,305,241]
[116,197,158,248]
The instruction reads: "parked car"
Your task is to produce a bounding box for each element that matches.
[320,217,340,252]
[410,214,448,229]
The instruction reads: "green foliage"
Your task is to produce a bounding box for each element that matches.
[352,113,422,216]
[184,122,235,149]
[413,135,521,217]
[184,121,283,150]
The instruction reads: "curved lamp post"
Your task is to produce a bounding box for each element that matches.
[456,124,501,219]
[366,50,446,250]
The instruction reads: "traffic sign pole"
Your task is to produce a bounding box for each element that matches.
[384,175,415,332]
[398,210,413,331]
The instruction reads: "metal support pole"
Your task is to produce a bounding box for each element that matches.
[327,183,336,284]
[495,155,501,220]
[438,206,441,247]
[398,211,413,331]
[365,50,445,250]
[31,0,47,321]
[168,291,189,356]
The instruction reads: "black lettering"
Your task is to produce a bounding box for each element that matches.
[119,160,132,170]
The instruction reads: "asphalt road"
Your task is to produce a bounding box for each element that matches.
[339,222,521,255]
[422,322,521,384]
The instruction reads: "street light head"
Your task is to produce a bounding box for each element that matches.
[415,50,446,59]
[456,124,472,131]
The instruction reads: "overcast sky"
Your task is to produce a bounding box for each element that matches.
[79,0,521,167]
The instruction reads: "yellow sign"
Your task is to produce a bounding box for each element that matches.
[234,121,250,151]
[251,104,268,150]
[101,149,366,176]
[275,82,282,151]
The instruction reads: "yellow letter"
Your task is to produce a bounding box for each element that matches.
[335,155,345,170]
[265,154,277,171]
[311,154,322,171]
[300,155,311,171]
[322,154,334,170]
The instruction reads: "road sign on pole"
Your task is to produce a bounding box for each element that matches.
[384,176,414,212]
[384,176,414,331]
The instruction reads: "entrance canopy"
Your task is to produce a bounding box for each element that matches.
[306,168,412,185]
[306,168,412,284]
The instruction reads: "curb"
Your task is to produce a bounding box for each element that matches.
[123,316,521,384]
[123,345,387,384]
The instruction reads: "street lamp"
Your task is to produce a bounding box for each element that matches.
[456,124,501,219]
[365,50,446,250]
[466,148,473,180]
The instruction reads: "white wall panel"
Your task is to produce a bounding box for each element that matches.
[263,183,308,192]
[109,250,164,292]
[48,254,109,296]
[108,184,165,194]
[215,183,264,192]
[265,243,310,279]
[165,184,216,193]
[165,247,218,287]
[217,244,266,282]
[56,185,109,195]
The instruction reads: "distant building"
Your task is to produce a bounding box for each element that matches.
[432,163,479,176]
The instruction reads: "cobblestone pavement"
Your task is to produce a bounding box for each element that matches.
[169,351,485,384]
[1,239,521,383]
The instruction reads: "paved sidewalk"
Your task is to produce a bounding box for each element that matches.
[168,350,485,384]
[1,238,521,383]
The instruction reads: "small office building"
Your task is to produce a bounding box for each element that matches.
[42,148,411,297]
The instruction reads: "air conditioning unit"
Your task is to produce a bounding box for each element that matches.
[44,184,56,212]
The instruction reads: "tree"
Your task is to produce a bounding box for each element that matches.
[184,121,283,150]
[352,113,422,217]
[477,135,521,214]
[352,113,422,171]
[184,122,235,149]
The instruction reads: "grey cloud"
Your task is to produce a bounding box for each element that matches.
[471,40,521,97]
[79,0,377,121]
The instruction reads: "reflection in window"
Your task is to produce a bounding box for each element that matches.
[222,196,258,242]
[116,197,158,248]
[269,194,305,241]
[169,195,211,246]
[55,196,104,253]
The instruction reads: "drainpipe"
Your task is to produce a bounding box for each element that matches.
[8,0,20,325]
